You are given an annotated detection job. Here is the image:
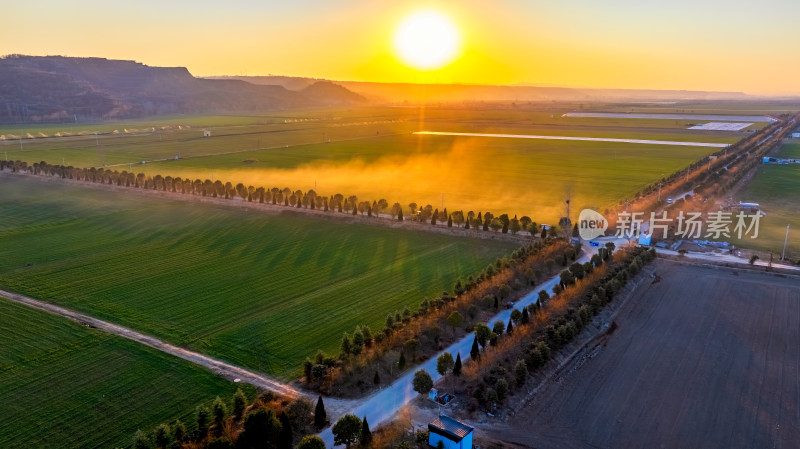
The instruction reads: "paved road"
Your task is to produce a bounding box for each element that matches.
[634,188,693,236]
[319,250,592,447]
[591,236,800,272]
[414,131,729,148]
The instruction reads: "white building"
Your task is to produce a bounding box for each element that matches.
[203,130,211,137]
[428,415,474,449]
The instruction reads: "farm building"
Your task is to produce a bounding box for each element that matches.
[203,130,211,137]
[428,415,473,449]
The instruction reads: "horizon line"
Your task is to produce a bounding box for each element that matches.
[5,53,800,98]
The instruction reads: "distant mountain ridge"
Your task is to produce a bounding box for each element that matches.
[0,55,365,123]
[334,81,750,103]
[0,54,760,124]
[210,76,366,105]
[215,75,751,104]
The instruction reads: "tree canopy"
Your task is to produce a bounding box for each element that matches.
[332,414,362,448]
[413,370,433,395]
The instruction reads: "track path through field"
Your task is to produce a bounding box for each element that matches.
[0,288,316,401]
[414,131,730,147]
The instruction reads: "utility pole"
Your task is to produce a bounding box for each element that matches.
[781,224,790,261]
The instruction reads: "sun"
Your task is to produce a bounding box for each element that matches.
[393,10,460,71]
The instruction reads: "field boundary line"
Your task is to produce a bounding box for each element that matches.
[414,131,730,148]
[0,288,304,399]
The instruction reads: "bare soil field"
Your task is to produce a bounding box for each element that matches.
[496,260,800,449]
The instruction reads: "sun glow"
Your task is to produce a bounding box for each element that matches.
[393,10,460,71]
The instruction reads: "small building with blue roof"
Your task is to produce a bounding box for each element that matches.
[428,415,474,449]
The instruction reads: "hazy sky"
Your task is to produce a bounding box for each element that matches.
[3,0,799,94]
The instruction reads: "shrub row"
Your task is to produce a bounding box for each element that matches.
[455,246,656,412]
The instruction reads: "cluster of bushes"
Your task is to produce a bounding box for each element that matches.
[329,414,374,449]
[331,417,431,449]
[453,246,656,412]
[3,160,545,237]
[128,390,330,449]
[307,240,578,395]
[303,410,426,449]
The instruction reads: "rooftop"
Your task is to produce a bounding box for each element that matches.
[429,415,473,441]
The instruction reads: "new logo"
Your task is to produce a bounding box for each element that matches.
[578,209,608,240]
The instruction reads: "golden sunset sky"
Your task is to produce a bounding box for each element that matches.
[3,0,799,95]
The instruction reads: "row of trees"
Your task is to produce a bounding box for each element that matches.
[696,118,796,200]
[3,160,545,236]
[442,245,656,412]
[309,239,577,395]
[130,390,331,449]
[404,205,540,235]
[605,116,791,224]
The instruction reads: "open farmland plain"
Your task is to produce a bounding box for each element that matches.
[0,106,748,223]
[0,175,515,378]
[0,298,253,449]
[499,261,800,449]
[147,132,726,221]
[734,141,800,260]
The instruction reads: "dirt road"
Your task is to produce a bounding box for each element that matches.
[0,288,303,399]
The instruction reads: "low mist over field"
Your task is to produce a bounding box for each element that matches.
[3,1,800,448]
[141,130,725,223]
